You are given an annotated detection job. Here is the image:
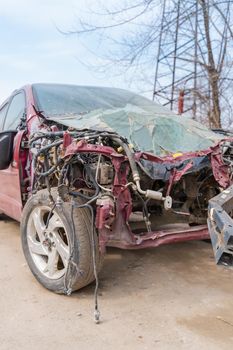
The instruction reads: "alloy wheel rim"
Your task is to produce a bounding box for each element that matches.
[27,206,70,280]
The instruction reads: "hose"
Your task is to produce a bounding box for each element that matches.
[111,136,140,182]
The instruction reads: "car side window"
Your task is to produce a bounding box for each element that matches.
[4,92,26,130]
[0,103,9,131]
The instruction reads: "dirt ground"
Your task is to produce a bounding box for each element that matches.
[1,218,233,350]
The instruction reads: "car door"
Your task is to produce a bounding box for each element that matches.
[0,91,26,221]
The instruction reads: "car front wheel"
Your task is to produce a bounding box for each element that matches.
[21,189,102,293]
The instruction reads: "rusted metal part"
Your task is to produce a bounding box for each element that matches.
[208,185,233,266]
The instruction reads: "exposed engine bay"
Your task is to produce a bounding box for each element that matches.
[25,125,232,255]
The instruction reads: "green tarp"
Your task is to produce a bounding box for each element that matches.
[33,84,222,156]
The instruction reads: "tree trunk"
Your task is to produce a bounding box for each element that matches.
[200,0,222,128]
[210,71,221,128]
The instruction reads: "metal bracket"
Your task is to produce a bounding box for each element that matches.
[208,184,233,266]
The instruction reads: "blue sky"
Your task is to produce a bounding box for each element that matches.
[0,0,130,103]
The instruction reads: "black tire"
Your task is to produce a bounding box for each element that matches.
[21,188,102,293]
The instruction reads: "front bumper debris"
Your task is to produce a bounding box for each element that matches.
[208,184,233,266]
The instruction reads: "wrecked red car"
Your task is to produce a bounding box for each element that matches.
[0,83,231,298]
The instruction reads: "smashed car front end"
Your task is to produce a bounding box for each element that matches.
[28,128,232,254]
[28,84,233,258]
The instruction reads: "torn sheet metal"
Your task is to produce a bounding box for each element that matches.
[208,185,233,266]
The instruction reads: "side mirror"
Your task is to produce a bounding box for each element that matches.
[0,131,17,170]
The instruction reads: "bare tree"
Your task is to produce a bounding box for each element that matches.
[67,0,233,128]
[199,0,232,127]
